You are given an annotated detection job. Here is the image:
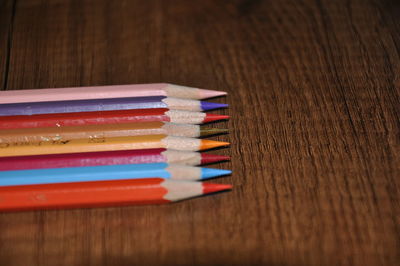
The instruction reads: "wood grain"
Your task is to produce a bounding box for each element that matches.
[0,0,15,90]
[0,0,399,265]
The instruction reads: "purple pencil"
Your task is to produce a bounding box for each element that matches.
[0,96,228,116]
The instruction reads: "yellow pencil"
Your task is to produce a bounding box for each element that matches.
[0,135,230,157]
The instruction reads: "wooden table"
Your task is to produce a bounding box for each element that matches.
[0,0,399,265]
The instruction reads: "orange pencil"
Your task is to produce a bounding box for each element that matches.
[0,178,232,212]
[0,135,230,157]
[0,122,228,143]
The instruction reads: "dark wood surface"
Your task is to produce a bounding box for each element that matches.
[0,0,14,88]
[0,0,399,265]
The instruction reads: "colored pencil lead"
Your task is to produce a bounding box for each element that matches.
[202,183,233,194]
[197,89,227,99]
[200,154,231,165]
[200,101,229,111]
[199,127,229,137]
[200,139,230,151]
[203,113,230,123]
[201,168,232,180]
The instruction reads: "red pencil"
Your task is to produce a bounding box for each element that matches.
[0,178,232,212]
[0,148,230,171]
[0,108,229,130]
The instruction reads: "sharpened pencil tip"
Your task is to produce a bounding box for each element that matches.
[201,168,232,179]
[199,127,229,137]
[202,183,233,194]
[203,113,230,123]
[198,89,227,99]
[200,101,229,111]
[200,154,231,165]
[200,139,230,151]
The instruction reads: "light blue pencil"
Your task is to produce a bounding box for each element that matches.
[0,162,232,186]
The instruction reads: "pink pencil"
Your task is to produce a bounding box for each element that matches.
[0,83,227,104]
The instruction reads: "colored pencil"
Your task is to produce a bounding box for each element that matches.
[0,122,228,143]
[0,178,232,212]
[0,149,230,171]
[0,96,228,116]
[0,135,229,157]
[0,83,227,104]
[0,163,232,186]
[0,108,229,130]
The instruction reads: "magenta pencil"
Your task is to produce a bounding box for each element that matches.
[0,149,230,170]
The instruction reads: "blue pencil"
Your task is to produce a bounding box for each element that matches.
[0,163,232,186]
[0,96,228,116]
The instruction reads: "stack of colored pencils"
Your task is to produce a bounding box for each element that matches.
[0,83,231,211]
